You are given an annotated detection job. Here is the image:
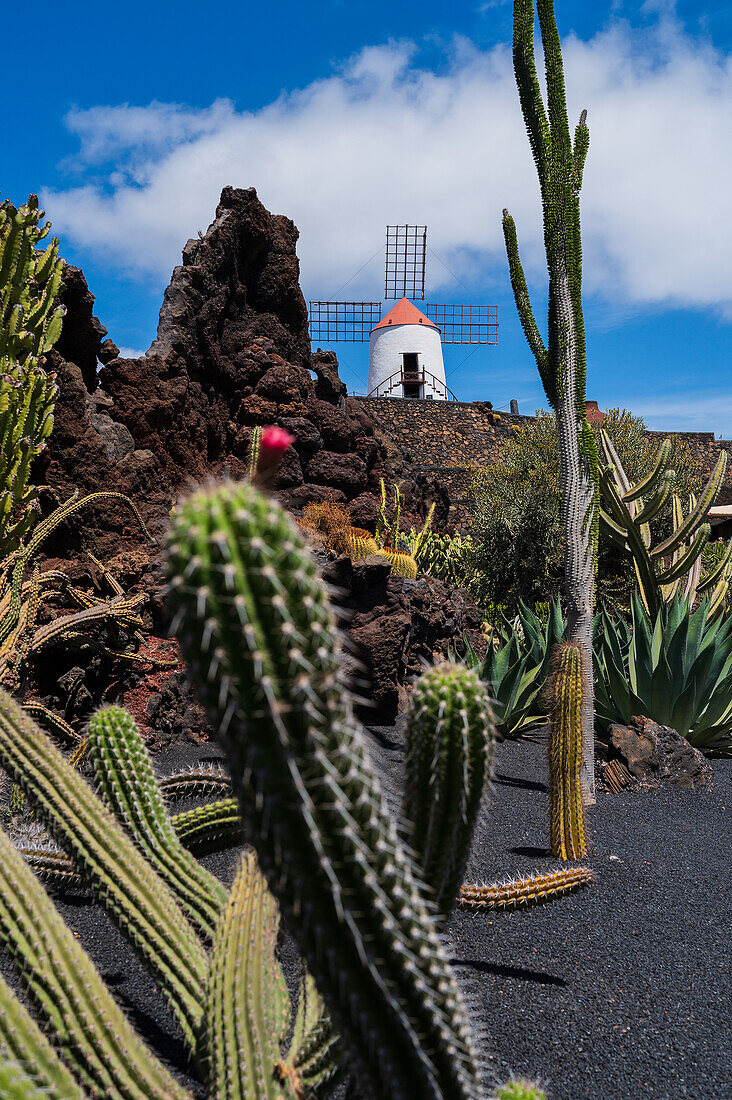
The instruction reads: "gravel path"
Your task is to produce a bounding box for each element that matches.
[1,735,729,1099]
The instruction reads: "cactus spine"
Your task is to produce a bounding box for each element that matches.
[87,705,228,941]
[167,480,483,1100]
[503,0,598,802]
[548,643,587,860]
[0,691,209,1049]
[460,867,593,909]
[403,662,495,920]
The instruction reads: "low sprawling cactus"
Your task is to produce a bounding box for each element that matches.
[404,662,496,920]
[0,489,152,687]
[547,643,587,859]
[167,479,484,1100]
[0,195,65,557]
[460,867,593,910]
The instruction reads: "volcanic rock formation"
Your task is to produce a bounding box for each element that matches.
[39,187,442,552]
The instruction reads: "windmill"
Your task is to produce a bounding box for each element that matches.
[308,225,498,400]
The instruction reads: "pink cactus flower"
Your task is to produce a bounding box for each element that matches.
[260,426,295,458]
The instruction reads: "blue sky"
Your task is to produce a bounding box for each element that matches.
[3,1,731,434]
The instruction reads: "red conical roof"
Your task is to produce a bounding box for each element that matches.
[371,297,439,332]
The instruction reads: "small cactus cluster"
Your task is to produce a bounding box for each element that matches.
[0,693,338,1098]
[0,195,65,556]
[547,643,587,860]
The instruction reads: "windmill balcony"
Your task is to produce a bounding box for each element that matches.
[367,368,457,401]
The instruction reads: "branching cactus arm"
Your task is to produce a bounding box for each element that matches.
[0,973,86,1100]
[0,825,190,1099]
[87,705,228,942]
[403,662,496,922]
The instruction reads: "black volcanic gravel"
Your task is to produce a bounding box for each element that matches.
[1,734,729,1099]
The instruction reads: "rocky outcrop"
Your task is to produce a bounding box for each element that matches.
[321,554,486,723]
[607,716,713,790]
[39,187,438,549]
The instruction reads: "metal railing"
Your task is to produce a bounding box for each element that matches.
[366,369,457,401]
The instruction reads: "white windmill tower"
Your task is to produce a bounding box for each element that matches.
[309,225,498,400]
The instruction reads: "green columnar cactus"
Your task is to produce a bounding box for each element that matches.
[599,430,730,618]
[207,848,337,1099]
[0,195,65,556]
[0,972,85,1100]
[0,691,209,1049]
[87,705,228,941]
[248,425,263,478]
[0,825,189,1099]
[206,849,292,1098]
[547,643,587,860]
[167,480,483,1100]
[171,797,243,851]
[403,662,495,920]
[460,866,593,909]
[503,0,598,802]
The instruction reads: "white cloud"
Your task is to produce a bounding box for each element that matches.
[115,345,147,360]
[42,13,732,316]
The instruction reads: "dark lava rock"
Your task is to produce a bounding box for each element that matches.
[40,186,435,539]
[608,716,713,789]
[322,554,486,724]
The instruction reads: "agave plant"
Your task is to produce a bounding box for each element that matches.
[594,592,732,752]
[460,599,565,738]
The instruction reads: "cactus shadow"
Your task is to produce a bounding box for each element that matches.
[452,959,566,987]
[493,771,547,794]
[509,845,552,858]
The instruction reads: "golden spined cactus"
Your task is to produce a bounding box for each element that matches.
[547,642,587,859]
[346,526,378,560]
[376,548,419,579]
[460,867,593,910]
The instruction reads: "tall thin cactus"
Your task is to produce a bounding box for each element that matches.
[503,0,598,801]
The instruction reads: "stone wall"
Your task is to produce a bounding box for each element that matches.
[353,396,732,526]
